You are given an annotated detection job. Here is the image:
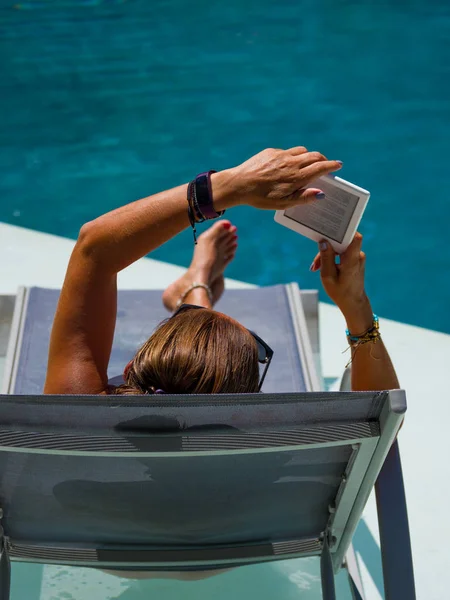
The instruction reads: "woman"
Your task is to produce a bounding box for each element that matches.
[44,147,399,395]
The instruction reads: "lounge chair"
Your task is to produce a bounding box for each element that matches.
[0,286,415,599]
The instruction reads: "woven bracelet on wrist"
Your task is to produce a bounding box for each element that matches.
[346,314,380,346]
[343,314,381,367]
[187,171,225,245]
[187,181,204,245]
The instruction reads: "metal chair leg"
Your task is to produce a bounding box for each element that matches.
[321,534,336,600]
[0,529,11,600]
[375,440,416,600]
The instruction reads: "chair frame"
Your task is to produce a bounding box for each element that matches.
[0,390,415,599]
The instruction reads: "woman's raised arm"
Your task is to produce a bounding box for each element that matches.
[44,147,342,395]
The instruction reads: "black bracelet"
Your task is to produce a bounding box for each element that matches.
[187,180,205,245]
[187,180,205,223]
[194,171,225,220]
[186,172,225,245]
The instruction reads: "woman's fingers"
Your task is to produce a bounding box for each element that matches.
[294,159,343,185]
[291,150,328,167]
[309,252,321,272]
[340,233,363,266]
[310,234,364,272]
[287,146,308,156]
[281,155,343,201]
[288,187,324,204]
[318,240,338,279]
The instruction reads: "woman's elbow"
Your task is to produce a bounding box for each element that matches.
[75,220,117,273]
[76,220,103,258]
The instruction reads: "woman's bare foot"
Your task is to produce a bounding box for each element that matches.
[162,220,238,312]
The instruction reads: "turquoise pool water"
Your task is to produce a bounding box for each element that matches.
[1,0,449,333]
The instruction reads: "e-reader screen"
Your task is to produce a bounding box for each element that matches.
[284,178,360,244]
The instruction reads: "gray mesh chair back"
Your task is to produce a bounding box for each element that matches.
[4,286,317,396]
[0,389,406,599]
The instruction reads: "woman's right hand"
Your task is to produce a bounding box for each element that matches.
[217,147,342,211]
[310,233,374,334]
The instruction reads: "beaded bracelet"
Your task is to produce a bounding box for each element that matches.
[346,314,380,345]
[344,314,380,367]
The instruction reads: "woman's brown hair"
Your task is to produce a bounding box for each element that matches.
[112,308,260,395]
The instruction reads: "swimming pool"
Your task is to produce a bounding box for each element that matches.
[0,0,449,338]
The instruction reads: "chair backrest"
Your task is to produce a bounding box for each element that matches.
[0,390,405,572]
[3,285,316,395]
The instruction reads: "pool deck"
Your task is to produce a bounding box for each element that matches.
[1,221,449,600]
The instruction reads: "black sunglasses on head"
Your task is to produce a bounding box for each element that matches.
[171,304,274,391]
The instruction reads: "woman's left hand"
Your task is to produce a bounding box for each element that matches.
[215,147,342,211]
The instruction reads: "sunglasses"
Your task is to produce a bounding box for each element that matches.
[172,304,274,391]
